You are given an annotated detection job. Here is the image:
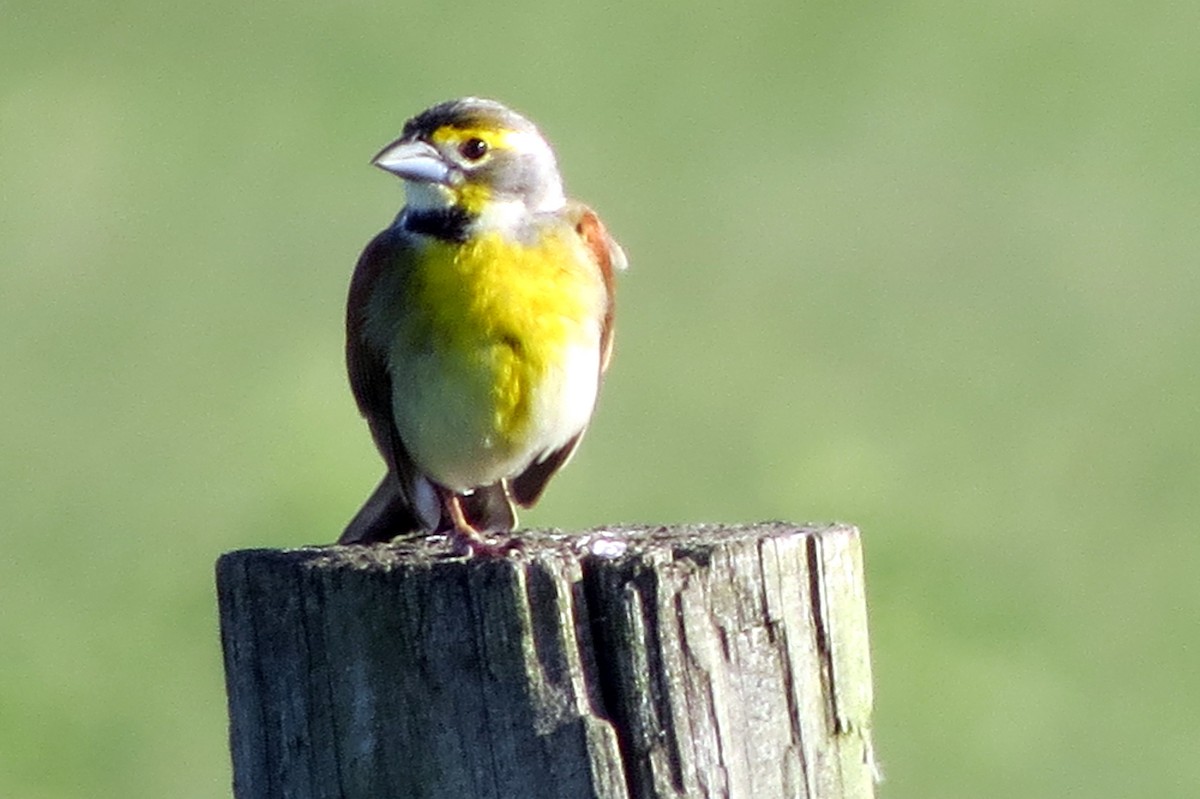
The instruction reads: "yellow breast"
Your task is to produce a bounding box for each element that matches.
[388,226,605,489]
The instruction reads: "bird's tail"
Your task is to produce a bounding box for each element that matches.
[339,475,519,545]
[458,483,517,533]
[338,474,422,544]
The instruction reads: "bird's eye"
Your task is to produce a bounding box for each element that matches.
[458,137,489,161]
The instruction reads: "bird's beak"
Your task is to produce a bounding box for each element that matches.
[371,138,452,185]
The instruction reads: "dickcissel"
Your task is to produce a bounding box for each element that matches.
[339,98,626,553]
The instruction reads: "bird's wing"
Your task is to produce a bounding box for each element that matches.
[509,205,625,508]
[340,227,427,542]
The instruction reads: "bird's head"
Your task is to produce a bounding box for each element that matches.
[372,98,566,226]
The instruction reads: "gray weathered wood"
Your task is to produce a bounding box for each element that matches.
[217,523,877,799]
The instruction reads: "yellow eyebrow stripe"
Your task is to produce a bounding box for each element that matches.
[429,126,514,149]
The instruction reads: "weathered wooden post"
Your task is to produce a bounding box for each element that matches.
[217,522,877,798]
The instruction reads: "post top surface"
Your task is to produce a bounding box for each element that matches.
[218,522,860,574]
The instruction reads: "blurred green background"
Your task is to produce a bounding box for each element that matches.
[3,1,1198,797]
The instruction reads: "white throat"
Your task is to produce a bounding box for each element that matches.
[402,180,566,232]
[402,181,456,213]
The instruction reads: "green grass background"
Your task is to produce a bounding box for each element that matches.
[3,1,1198,797]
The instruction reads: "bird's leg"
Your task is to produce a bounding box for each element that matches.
[444,492,520,557]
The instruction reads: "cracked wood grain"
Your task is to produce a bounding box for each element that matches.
[217,523,877,799]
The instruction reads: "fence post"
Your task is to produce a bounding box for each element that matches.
[217,522,877,798]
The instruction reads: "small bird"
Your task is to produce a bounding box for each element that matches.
[339,98,626,553]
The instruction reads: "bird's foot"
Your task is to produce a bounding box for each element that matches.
[444,493,521,557]
[448,528,523,557]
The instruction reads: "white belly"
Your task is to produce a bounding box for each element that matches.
[390,334,600,491]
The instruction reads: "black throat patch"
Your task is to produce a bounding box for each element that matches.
[402,207,474,242]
